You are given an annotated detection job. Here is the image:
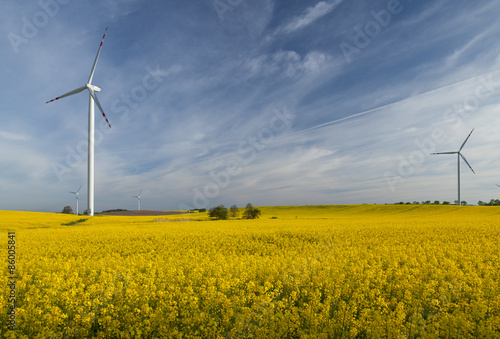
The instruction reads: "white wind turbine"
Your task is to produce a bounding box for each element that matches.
[69,185,82,215]
[47,28,111,216]
[133,190,142,210]
[431,129,475,206]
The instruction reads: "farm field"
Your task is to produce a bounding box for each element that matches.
[1,205,500,338]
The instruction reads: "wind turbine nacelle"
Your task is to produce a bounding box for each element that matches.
[88,84,101,92]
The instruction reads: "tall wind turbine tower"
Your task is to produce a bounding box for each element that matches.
[47,28,111,216]
[431,129,475,206]
[133,190,142,211]
[69,185,82,215]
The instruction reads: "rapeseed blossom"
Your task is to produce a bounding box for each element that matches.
[1,205,499,337]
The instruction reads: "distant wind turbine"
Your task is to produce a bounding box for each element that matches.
[69,185,82,215]
[46,28,111,216]
[133,190,142,210]
[431,129,475,206]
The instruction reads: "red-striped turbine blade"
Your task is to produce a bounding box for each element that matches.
[89,90,111,128]
[46,85,87,104]
[460,153,475,174]
[88,27,108,85]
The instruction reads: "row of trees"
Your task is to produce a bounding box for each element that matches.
[208,203,261,220]
[396,199,500,206]
[395,201,458,205]
[62,207,123,214]
[478,199,500,206]
[62,206,89,214]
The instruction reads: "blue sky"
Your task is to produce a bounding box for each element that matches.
[1,0,500,212]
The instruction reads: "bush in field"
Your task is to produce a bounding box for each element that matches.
[242,203,261,219]
[62,206,73,214]
[229,205,239,218]
[209,205,229,220]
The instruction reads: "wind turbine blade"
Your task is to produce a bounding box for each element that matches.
[431,152,457,155]
[46,85,87,103]
[496,184,500,188]
[139,190,142,196]
[87,27,108,84]
[459,153,475,174]
[87,27,108,85]
[77,185,82,193]
[459,128,474,152]
[88,90,111,128]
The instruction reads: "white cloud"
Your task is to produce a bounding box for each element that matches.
[244,50,331,78]
[444,28,494,69]
[282,1,342,34]
[302,51,331,72]
[0,131,30,141]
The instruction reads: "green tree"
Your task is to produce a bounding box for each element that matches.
[62,205,73,214]
[442,201,450,205]
[242,203,261,219]
[433,201,440,205]
[208,205,229,220]
[229,205,239,218]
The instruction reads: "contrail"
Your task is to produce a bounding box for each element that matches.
[288,68,500,137]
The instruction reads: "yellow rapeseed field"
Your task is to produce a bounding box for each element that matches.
[1,205,500,338]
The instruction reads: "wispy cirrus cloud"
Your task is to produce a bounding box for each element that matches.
[444,28,495,69]
[243,50,332,78]
[265,0,342,42]
[0,131,30,141]
[282,0,342,34]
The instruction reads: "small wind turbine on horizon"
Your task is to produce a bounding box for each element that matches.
[431,129,475,206]
[69,185,82,215]
[46,28,111,216]
[133,190,142,211]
